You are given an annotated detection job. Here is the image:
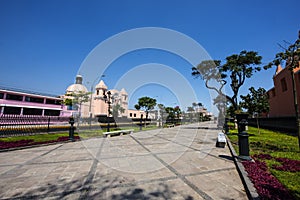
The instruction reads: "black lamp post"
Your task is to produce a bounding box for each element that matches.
[69,116,75,141]
[103,90,112,132]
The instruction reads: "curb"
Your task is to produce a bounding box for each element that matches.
[226,135,260,200]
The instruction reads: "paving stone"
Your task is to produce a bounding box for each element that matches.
[0,122,247,199]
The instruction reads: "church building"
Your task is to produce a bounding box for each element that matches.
[64,75,128,118]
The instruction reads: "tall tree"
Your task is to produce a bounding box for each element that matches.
[65,91,91,116]
[213,94,228,126]
[240,87,269,116]
[165,106,182,124]
[240,87,269,134]
[112,103,125,118]
[134,96,157,121]
[157,103,165,127]
[192,50,262,111]
[264,30,300,148]
[64,91,91,127]
[165,107,175,123]
[192,102,197,110]
[174,106,182,120]
[187,106,195,122]
[187,107,195,112]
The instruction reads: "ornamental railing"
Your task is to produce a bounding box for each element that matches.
[0,114,70,136]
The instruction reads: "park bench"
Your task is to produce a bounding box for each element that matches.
[167,124,175,128]
[216,132,226,148]
[103,129,134,137]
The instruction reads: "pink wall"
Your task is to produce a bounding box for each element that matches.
[268,66,300,117]
[0,89,67,116]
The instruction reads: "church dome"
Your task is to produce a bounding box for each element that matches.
[66,75,88,94]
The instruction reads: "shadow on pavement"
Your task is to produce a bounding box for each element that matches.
[218,155,234,161]
[4,175,194,200]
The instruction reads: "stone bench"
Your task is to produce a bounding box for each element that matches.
[216,132,226,148]
[103,129,134,137]
[167,124,175,128]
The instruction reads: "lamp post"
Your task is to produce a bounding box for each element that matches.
[103,90,112,132]
[88,85,93,129]
[69,116,75,141]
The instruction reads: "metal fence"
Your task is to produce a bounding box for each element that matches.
[0,114,70,137]
[248,116,297,134]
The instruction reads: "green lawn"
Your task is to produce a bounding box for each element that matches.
[0,125,161,142]
[69,125,160,139]
[227,125,300,199]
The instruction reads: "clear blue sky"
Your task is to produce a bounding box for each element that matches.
[0,0,299,113]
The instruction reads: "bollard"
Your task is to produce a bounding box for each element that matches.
[69,116,75,142]
[140,114,143,131]
[236,114,251,160]
[223,117,229,134]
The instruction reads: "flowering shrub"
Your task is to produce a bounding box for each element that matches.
[273,158,300,172]
[0,136,80,150]
[252,154,300,173]
[243,159,295,200]
[253,154,273,160]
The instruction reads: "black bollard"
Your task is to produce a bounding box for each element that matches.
[224,117,229,134]
[236,114,251,160]
[140,114,143,131]
[69,116,75,142]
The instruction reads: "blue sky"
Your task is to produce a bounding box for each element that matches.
[0,0,299,113]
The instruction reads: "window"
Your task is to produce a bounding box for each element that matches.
[281,78,287,92]
[25,96,44,103]
[0,93,3,99]
[46,99,61,105]
[6,94,23,101]
[44,109,60,116]
[3,107,21,114]
[96,90,99,95]
[23,108,43,115]
[129,113,132,117]
[134,113,136,117]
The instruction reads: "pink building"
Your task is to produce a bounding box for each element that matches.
[0,86,68,116]
[92,80,128,117]
[267,63,300,117]
[64,75,129,118]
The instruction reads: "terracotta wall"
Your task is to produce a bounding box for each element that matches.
[268,66,300,117]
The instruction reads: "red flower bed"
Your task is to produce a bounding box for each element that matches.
[242,154,298,200]
[243,159,294,200]
[273,157,300,172]
[0,136,80,150]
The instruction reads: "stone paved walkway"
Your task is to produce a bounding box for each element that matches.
[0,122,247,199]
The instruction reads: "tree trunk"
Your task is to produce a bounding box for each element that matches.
[256,115,260,134]
[145,111,148,127]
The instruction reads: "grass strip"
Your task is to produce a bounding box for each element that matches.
[227,125,299,199]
